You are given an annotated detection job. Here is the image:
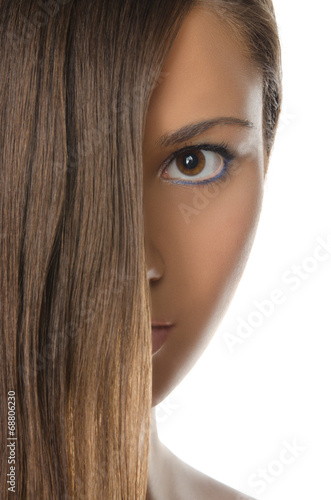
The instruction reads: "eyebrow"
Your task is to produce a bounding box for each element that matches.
[155,117,254,148]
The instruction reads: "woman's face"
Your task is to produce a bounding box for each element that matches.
[143,7,266,407]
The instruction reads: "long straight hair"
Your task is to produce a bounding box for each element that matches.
[0,0,194,498]
[0,0,281,498]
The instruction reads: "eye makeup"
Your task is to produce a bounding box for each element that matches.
[158,142,236,187]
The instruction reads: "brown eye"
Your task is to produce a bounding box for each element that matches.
[176,149,206,177]
[161,146,228,185]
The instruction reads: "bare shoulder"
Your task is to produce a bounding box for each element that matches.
[165,446,259,500]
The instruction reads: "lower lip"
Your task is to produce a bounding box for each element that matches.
[152,326,172,355]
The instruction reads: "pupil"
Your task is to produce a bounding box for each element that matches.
[183,153,198,170]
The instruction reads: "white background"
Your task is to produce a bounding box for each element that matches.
[156,1,331,499]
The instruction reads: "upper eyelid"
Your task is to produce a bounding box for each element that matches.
[160,142,235,170]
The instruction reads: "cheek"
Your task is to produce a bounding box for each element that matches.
[149,163,263,405]
[161,162,263,316]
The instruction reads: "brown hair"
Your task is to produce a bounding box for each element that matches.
[0,0,194,498]
[0,0,281,498]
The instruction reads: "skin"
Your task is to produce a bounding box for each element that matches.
[143,5,266,500]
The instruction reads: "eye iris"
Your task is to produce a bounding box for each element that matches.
[176,149,205,176]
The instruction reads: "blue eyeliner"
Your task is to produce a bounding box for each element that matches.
[160,142,235,186]
[169,158,231,186]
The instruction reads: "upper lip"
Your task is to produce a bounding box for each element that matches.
[151,321,174,328]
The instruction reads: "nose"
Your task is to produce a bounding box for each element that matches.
[145,239,164,283]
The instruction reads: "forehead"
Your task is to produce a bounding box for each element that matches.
[144,7,263,147]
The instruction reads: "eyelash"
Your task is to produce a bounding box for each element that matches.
[159,142,236,187]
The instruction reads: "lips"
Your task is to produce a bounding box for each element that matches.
[151,321,174,355]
